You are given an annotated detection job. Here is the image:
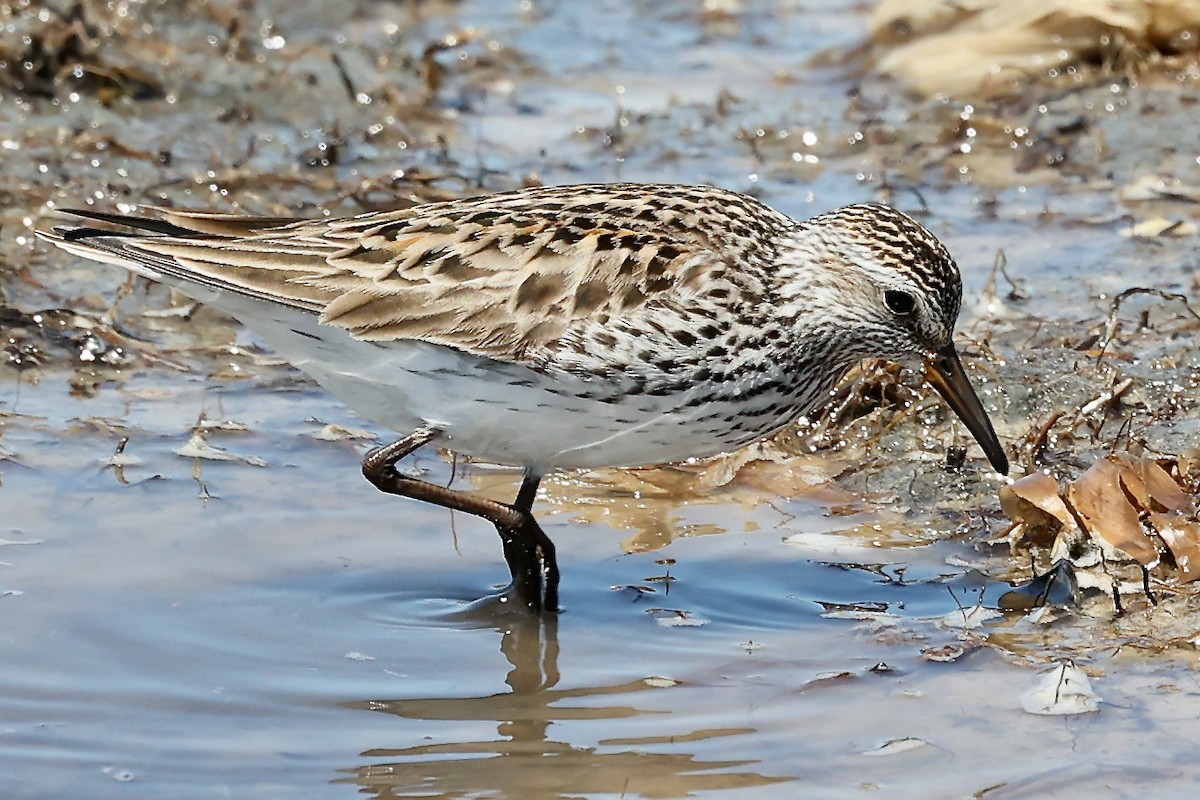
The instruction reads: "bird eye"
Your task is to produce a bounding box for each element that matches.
[884,289,916,316]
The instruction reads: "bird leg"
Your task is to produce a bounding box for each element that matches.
[361,429,559,613]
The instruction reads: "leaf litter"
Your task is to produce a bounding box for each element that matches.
[1021,661,1102,716]
[1002,453,1200,589]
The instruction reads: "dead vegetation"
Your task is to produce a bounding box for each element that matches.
[866,0,1200,99]
[1,0,163,101]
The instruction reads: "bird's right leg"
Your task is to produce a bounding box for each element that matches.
[361,428,558,613]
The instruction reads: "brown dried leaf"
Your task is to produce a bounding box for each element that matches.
[1142,459,1195,514]
[1000,472,1074,545]
[1066,458,1158,566]
[1151,514,1200,582]
[1112,454,1151,510]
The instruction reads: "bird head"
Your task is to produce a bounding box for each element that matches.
[776,203,1008,474]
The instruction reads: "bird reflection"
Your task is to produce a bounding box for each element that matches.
[337,612,787,799]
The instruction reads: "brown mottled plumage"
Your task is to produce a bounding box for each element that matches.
[54,185,790,356]
[39,183,1007,613]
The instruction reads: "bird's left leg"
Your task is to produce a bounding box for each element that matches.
[361,429,559,612]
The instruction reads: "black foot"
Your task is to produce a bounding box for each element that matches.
[497,511,560,614]
[361,433,559,614]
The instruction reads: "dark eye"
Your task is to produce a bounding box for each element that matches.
[884,289,916,316]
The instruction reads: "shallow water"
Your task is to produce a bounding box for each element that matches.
[8,371,1200,799]
[7,374,1200,799]
[3,1,1200,798]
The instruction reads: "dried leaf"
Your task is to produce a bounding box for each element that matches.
[1112,454,1151,510]
[869,0,1200,98]
[932,605,1002,630]
[309,423,378,442]
[1001,471,1074,528]
[1066,459,1158,566]
[1022,662,1100,716]
[921,643,968,662]
[174,432,267,467]
[862,737,928,757]
[195,418,248,433]
[1120,174,1200,203]
[1142,460,1195,514]
[1178,450,1200,486]
[1122,218,1199,238]
[1000,471,1074,546]
[1151,514,1200,582]
[796,671,856,693]
[176,432,238,461]
[643,676,679,688]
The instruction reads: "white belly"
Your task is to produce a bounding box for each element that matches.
[219,298,787,471]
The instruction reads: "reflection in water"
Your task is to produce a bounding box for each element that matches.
[339,614,789,799]
[465,445,861,556]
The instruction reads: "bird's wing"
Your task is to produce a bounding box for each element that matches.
[43,184,790,361]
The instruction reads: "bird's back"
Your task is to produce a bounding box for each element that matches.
[40,184,828,470]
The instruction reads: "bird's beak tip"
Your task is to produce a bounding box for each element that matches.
[923,345,1008,475]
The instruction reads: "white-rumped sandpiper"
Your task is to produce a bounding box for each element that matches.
[40,183,1008,612]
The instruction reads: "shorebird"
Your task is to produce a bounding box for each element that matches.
[39,183,1008,613]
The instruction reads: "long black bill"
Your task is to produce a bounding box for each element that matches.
[922,344,1009,474]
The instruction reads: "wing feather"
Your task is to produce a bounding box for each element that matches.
[40,183,792,362]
